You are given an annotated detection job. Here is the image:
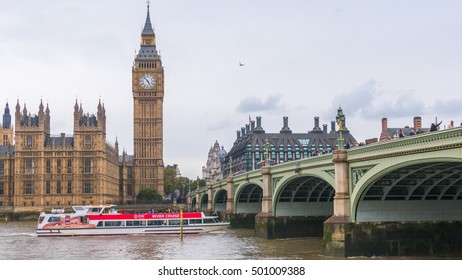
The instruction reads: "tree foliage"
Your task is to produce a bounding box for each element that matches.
[162,166,207,202]
[136,188,163,203]
[164,166,177,195]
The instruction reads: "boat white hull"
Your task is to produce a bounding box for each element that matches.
[36,223,229,237]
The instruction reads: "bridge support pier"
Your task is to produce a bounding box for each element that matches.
[195,192,200,211]
[225,176,234,213]
[324,221,462,257]
[255,166,274,238]
[207,184,213,213]
[256,215,327,239]
[222,176,254,227]
[323,149,353,257]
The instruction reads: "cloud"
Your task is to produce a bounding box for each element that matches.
[324,80,427,120]
[235,94,285,113]
[329,80,380,117]
[207,117,236,132]
[431,98,462,118]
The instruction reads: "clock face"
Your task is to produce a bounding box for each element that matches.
[140,73,155,89]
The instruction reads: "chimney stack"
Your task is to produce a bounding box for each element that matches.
[254,116,265,133]
[280,116,292,133]
[323,124,327,133]
[311,116,322,132]
[413,116,422,131]
[256,116,262,128]
[331,121,336,133]
[381,117,388,132]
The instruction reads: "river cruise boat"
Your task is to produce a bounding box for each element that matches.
[36,204,230,237]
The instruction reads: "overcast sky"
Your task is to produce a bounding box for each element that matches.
[1,0,461,178]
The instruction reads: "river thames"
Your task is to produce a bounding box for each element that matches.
[0,221,325,260]
[1,221,458,280]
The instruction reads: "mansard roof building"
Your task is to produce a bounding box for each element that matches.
[223,115,357,178]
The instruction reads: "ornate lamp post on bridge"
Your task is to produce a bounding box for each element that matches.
[264,138,270,166]
[336,106,345,150]
[228,157,233,176]
[323,105,352,257]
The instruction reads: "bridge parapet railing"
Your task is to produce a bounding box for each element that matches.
[347,126,462,162]
[269,152,333,175]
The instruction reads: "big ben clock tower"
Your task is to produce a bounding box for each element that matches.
[132,3,164,195]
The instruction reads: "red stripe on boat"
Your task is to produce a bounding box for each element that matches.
[87,212,203,220]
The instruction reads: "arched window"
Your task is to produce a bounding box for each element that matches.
[84,136,92,147]
[26,136,33,147]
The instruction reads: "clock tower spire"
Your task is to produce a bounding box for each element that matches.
[132,3,165,196]
[141,1,156,46]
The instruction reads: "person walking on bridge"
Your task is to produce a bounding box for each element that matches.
[430,121,442,132]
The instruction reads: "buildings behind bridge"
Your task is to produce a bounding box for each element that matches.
[202,115,358,182]
[202,114,452,183]
[223,116,357,177]
[379,116,430,141]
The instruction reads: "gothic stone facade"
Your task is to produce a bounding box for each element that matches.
[132,5,165,195]
[10,100,119,211]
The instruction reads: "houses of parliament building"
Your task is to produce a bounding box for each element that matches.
[0,5,164,212]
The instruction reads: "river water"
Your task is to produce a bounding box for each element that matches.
[2,221,458,280]
[0,221,325,260]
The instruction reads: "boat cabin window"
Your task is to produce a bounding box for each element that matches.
[104,221,123,227]
[169,220,180,226]
[38,216,45,224]
[126,221,146,226]
[97,221,103,227]
[182,219,189,225]
[48,217,61,223]
[89,208,101,214]
[203,218,215,224]
[189,219,202,224]
[147,220,163,226]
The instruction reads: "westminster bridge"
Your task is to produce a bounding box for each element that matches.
[188,126,462,257]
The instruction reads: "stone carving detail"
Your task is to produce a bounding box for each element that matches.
[352,167,372,188]
[272,177,282,192]
[326,170,335,178]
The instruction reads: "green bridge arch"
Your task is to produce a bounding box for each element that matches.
[190,127,462,223]
[187,126,462,257]
[272,172,335,217]
[351,155,462,222]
